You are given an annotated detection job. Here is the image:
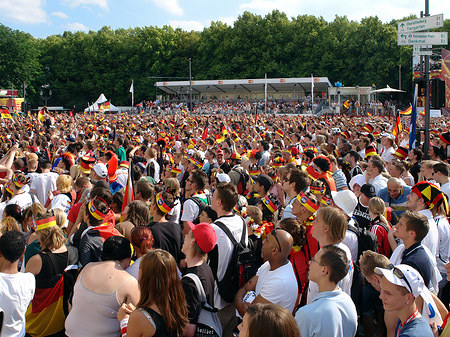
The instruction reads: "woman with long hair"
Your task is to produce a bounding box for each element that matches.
[237,303,300,337]
[115,200,151,241]
[368,197,391,257]
[118,249,188,337]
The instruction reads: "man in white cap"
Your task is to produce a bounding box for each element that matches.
[376,264,434,337]
[90,163,108,182]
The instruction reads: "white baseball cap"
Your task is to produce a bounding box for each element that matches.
[93,163,108,179]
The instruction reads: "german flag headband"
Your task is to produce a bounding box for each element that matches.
[88,198,108,220]
[296,192,319,214]
[156,191,172,214]
[262,196,277,213]
[12,174,26,189]
[167,166,182,175]
[36,216,57,231]
[310,184,326,195]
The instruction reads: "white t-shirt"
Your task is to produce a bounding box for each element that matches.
[180,193,208,223]
[307,242,354,304]
[145,159,160,183]
[440,182,450,202]
[30,172,58,205]
[51,193,72,214]
[419,209,439,258]
[255,261,298,313]
[211,214,248,310]
[0,272,35,337]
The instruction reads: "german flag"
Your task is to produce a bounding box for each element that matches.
[38,108,45,122]
[306,165,320,181]
[202,119,209,141]
[1,109,12,119]
[400,105,412,115]
[103,101,111,109]
[343,100,351,110]
[215,133,225,144]
[392,113,402,143]
[26,276,66,336]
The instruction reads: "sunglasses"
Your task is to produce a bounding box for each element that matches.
[270,229,282,253]
[388,264,413,293]
[310,257,324,266]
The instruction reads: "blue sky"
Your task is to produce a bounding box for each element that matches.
[0,0,449,38]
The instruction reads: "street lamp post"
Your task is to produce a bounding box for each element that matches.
[40,84,52,106]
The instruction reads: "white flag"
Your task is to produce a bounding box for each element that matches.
[129,81,134,94]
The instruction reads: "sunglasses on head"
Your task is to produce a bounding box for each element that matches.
[387,264,413,293]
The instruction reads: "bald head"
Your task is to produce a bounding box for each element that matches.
[275,229,294,259]
[387,177,402,199]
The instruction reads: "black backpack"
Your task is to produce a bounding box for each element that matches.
[211,219,258,303]
[188,195,211,224]
[233,167,249,195]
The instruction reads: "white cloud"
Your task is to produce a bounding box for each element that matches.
[169,20,204,31]
[0,0,48,24]
[217,16,236,26]
[64,22,89,32]
[64,0,108,10]
[51,11,69,19]
[151,0,183,16]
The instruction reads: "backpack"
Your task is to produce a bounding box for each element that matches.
[188,195,211,224]
[233,167,249,195]
[211,219,258,303]
[183,273,222,337]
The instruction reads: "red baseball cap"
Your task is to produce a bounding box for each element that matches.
[187,221,217,253]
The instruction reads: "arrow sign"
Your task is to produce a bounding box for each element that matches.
[398,14,444,33]
[397,32,448,45]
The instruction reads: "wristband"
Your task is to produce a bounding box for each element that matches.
[120,318,129,336]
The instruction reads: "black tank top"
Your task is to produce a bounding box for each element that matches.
[35,249,68,288]
[143,307,179,337]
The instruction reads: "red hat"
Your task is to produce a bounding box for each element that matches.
[187,221,217,253]
[290,146,299,156]
[393,147,408,160]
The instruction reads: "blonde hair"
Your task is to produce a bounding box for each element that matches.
[56,174,73,193]
[316,206,347,243]
[37,226,67,251]
[368,197,389,227]
[53,208,67,228]
[163,178,181,198]
[22,203,46,232]
[0,216,20,235]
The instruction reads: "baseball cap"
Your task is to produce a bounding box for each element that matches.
[331,190,357,217]
[93,163,108,179]
[253,174,274,192]
[375,264,424,297]
[187,221,217,253]
[360,184,376,198]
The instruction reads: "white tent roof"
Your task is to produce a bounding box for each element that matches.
[84,94,119,112]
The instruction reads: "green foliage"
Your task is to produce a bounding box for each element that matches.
[1,12,449,108]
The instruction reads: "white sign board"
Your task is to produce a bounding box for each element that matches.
[398,32,448,45]
[398,14,444,33]
[431,109,441,118]
[413,45,432,56]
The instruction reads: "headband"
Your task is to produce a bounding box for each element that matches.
[156,191,172,214]
[36,216,57,231]
[12,174,26,189]
[296,192,319,214]
[88,198,108,220]
[262,196,277,213]
[310,185,326,195]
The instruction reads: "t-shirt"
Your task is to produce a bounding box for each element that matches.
[148,221,184,264]
[255,261,298,313]
[181,262,215,324]
[370,218,391,257]
[353,198,372,229]
[307,242,353,304]
[30,172,58,205]
[180,193,209,223]
[0,272,36,337]
[295,289,357,337]
[394,316,434,337]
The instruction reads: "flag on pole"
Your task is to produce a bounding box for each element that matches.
[409,84,418,150]
[129,81,134,94]
[392,112,402,144]
[400,105,412,115]
[120,162,134,222]
[202,119,209,141]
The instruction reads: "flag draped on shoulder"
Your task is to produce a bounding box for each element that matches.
[409,84,418,150]
[121,162,134,222]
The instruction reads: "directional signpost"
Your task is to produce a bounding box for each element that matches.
[398,32,448,45]
[398,14,444,33]
[413,45,432,56]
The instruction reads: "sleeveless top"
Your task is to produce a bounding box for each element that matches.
[65,267,134,337]
[35,249,68,288]
[139,307,178,337]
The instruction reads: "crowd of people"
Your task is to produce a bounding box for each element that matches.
[1,108,450,337]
